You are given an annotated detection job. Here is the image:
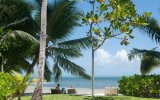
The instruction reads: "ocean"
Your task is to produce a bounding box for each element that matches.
[42,77,121,89]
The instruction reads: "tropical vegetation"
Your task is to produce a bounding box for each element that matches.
[0,0,92,81]
[0,71,35,100]
[0,72,17,100]
[119,75,160,98]
[11,71,36,100]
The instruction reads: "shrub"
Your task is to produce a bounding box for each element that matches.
[0,72,17,99]
[118,75,160,98]
[11,71,36,100]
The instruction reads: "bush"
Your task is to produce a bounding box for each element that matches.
[118,75,160,98]
[0,72,17,99]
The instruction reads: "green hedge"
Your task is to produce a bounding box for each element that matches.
[118,75,160,98]
[0,72,17,99]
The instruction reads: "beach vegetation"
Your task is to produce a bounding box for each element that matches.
[0,71,35,100]
[0,72,17,100]
[119,75,160,98]
[11,71,36,100]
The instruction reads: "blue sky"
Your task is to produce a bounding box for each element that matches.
[62,0,160,77]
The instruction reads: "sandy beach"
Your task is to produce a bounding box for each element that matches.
[25,86,105,96]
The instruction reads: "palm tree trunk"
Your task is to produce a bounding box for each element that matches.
[31,0,47,100]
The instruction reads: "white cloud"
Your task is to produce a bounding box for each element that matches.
[95,49,112,64]
[115,49,128,62]
[95,49,140,67]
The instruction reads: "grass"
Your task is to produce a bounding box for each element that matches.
[22,94,160,100]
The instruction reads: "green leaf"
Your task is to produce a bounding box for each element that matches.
[129,34,134,39]
[143,12,152,17]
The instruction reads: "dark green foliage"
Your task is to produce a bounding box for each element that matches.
[0,0,92,82]
[118,75,160,98]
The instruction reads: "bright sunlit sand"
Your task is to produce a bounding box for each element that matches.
[25,86,105,96]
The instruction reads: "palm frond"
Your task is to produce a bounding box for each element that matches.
[16,59,31,71]
[128,48,160,60]
[47,47,82,59]
[11,30,39,44]
[129,48,160,74]
[0,30,38,45]
[0,0,34,31]
[56,57,91,80]
[46,0,82,41]
[141,56,160,75]
[44,61,52,82]
[58,37,92,49]
[11,70,23,82]
[138,16,160,44]
[52,62,62,82]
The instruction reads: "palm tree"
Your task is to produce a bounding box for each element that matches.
[129,16,160,74]
[0,0,92,80]
[11,71,36,100]
[27,0,92,81]
[129,48,160,74]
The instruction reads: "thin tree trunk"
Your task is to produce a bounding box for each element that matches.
[91,46,94,97]
[31,0,47,99]
[90,0,95,97]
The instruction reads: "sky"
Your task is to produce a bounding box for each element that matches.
[61,0,160,77]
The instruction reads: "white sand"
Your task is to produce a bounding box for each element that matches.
[25,86,105,96]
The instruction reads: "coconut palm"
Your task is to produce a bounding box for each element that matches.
[129,16,160,74]
[27,0,92,82]
[0,0,92,81]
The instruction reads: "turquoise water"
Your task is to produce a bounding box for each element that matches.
[42,77,121,89]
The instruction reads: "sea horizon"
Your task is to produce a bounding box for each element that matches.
[32,76,122,89]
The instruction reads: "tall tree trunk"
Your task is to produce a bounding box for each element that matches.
[90,0,95,97]
[31,0,47,100]
[91,46,94,97]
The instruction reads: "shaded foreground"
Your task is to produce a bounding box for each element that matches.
[22,94,159,100]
